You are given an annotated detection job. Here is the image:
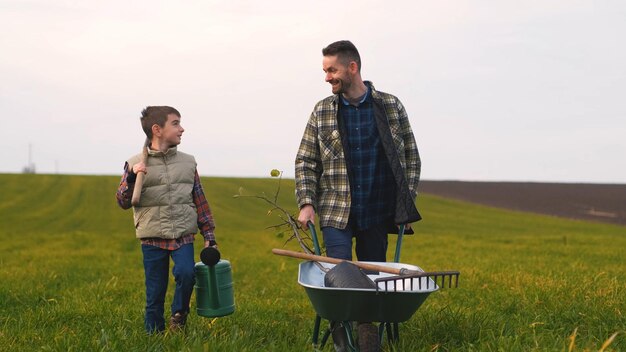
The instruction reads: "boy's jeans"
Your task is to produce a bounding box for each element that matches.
[141,243,195,333]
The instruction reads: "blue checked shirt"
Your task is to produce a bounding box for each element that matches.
[341,88,396,230]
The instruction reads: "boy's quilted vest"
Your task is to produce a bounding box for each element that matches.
[127,147,198,239]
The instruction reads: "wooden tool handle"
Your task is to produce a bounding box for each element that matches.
[271,248,403,275]
[130,139,149,206]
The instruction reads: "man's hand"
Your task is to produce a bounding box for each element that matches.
[298,204,316,228]
[204,240,218,249]
[398,223,412,231]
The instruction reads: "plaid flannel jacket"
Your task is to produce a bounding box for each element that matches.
[295,82,420,229]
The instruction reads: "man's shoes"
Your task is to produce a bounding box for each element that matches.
[169,312,188,331]
[357,322,380,352]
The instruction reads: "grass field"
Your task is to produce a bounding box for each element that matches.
[0,173,624,351]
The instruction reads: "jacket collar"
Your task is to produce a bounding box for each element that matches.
[147,146,178,157]
[331,81,378,104]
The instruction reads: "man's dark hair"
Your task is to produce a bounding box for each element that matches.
[140,106,180,139]
[322,40,361,72]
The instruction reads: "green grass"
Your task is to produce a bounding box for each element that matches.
[0,174,624,351]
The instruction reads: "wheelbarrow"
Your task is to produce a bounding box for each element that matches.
[274,222,460,351]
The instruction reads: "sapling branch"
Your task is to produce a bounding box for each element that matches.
[234,170,316,255]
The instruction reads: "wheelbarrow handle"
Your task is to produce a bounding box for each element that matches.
[307,221,322,255]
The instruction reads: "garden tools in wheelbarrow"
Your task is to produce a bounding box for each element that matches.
[194,247,235,318]
[272,248,460,291]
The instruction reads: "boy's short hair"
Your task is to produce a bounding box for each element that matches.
[140,106,180,139]
[322,40,361,72]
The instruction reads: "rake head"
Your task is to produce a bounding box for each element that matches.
[374,270,460,292]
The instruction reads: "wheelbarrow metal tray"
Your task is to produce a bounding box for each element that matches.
[298,261,437,323]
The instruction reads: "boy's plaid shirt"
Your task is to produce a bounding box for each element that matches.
[295,82,420,230]
[116,166,216,250]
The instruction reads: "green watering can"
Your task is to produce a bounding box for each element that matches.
[194,247,235,318]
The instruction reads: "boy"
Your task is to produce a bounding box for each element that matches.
[116,106,217,334]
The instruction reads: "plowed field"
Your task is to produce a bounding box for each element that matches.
[420,180,626,226]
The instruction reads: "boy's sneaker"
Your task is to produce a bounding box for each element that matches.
[169,312,188,331]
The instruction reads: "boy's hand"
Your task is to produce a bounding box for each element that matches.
[132,162,147,175]
[204,240,218,249]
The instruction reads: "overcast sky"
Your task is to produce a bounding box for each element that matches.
[1,0,624,183]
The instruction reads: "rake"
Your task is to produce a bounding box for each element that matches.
[271,248,460,289]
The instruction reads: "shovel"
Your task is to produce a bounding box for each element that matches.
[131,138,150,206]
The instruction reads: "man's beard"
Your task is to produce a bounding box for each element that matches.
[332,76,352,95]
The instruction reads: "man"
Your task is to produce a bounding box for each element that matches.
[295,40,421,351]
